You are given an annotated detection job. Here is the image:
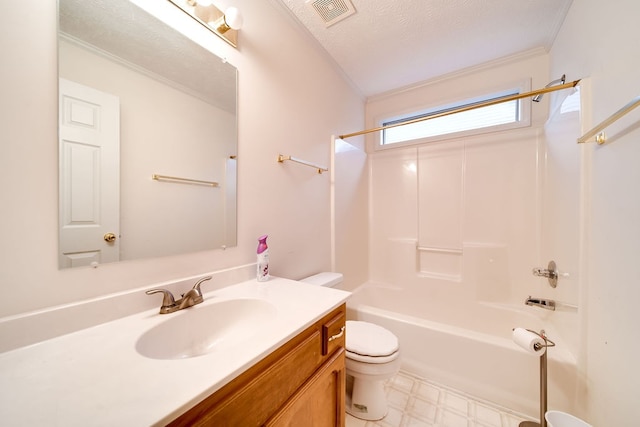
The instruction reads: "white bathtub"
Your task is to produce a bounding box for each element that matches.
[346,282,578,417]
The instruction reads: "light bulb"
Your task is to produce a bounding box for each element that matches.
[224,7,243,30]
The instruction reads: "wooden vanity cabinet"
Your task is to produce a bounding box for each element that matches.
[168,304,346,427]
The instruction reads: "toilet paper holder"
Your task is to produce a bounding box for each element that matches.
[514,329,555,427]
[525,329,556,351]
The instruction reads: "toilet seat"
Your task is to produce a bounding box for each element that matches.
[346,320,399,364]
[346,349,399,364]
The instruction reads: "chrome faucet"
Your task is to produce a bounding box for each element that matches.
[146,276,212,314]
[524,296,556,311]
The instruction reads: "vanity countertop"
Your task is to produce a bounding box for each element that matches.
[0,277,350,426]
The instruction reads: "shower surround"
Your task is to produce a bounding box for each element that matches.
[353,112,584,417]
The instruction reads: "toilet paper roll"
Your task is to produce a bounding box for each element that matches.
[512,328,546,355]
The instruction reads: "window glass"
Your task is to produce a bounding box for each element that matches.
[382,92,522,146]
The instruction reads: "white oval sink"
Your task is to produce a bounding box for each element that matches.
[136,298,277,360]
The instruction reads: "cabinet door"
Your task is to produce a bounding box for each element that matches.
[265,348,345,427]
[168,330,324,427]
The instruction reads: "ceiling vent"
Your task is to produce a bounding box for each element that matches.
[307,0,356,27]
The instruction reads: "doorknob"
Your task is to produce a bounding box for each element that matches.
[103,233,117,243]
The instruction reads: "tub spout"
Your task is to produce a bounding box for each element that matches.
[525,296,556,311]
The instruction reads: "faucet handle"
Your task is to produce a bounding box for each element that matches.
[532,260,558,288]
[146,288,176,308]
[192,276,212,295]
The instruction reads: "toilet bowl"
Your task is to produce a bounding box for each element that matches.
[345,320,400,420]
[300,273,401,421]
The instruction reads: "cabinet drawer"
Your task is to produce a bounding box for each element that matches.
[322,310,346,356]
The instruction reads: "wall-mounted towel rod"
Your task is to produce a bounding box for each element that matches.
[339,79,581,140]
[152,174,219,187]
[577,95,640,144]
[277,154,328,174]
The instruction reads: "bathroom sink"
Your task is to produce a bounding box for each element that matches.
[136,298,277,360]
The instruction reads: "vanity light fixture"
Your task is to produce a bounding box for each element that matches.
[169,1,243,48]
[211,7,243,34]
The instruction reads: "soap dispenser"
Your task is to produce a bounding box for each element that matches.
[257,235,269,282]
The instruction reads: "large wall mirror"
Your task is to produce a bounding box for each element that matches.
[58,0,238,269]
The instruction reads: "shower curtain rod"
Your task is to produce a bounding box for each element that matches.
[338,79,581,140]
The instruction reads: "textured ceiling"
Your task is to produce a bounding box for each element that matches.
[278,0,574,97]
[59,0,237,113]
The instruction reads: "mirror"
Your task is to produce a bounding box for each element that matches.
[58,0,238,269]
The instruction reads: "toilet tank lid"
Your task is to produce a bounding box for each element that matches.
[299,272,343,287]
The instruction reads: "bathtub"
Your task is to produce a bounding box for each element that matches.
[345,282,578,417]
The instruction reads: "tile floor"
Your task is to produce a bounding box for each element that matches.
[345,371,534,427]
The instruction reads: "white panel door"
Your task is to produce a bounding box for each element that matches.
[59,79,120,268]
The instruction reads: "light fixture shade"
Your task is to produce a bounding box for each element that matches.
[168,0,241,47]
[224,7,243,30]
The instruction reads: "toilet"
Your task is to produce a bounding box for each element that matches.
[300,273,401,421]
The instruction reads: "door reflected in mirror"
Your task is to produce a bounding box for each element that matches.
[58,0,238,269]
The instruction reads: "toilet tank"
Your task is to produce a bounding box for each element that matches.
[300,272,343,288]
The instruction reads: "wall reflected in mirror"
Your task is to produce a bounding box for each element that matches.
[58,0,238,269]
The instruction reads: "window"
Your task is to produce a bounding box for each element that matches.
[381,90,526,146]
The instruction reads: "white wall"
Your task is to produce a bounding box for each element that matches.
[333,136,369,291]
[0,0,363,319]
[549,0,640,424]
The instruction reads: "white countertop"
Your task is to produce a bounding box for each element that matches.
[0,277,350,426]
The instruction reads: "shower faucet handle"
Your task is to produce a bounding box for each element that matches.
[532,260,558,288]
[532,267,556,278]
